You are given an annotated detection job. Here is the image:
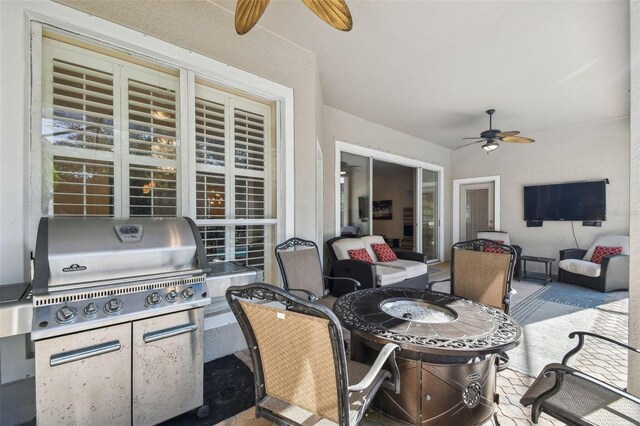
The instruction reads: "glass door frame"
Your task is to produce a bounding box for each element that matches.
[335,141,444,263]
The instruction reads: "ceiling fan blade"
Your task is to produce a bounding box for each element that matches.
[235,0,271,35]
[495,131,520,137]
[502,136,535,143]
[453,140,485,150]
[301,0,353,31]
[461,137,485,140]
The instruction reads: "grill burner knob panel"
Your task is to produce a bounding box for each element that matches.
[145,292,162,307]
[83,302,99,318]
[104,298,123,315]
[166,290,178,303]
[55,306,77,323]
[182,287,195,300]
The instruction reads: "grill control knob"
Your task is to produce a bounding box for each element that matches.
[104,298,123,315]
[55,306,77,323]
[182,287,195,300]
[83,302,99,318]
[166,290,178,303]
[145,292,162,307]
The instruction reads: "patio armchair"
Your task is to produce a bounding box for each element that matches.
[521,331,640,425]
[430,239,517,314]
[226,283,401,426]
[558,235,629,292]
[477,230,523,280]
[275,237,359,307]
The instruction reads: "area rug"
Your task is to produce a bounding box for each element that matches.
[161,354,255,425]
[507,280,609,377]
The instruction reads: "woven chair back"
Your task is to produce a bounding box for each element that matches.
[452,249,511,310]
[239,301,340,422]
[277,247,324,295]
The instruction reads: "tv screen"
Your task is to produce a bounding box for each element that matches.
[524,181,606,221]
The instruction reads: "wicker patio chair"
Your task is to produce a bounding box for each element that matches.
[521,331,640,425]
[226,283,401,426]
[429,239,517,314]
[275,237,359,309]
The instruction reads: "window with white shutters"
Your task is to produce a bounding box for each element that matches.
[42,38,180,219]
[193,83,275,280]
[39,34,277,281]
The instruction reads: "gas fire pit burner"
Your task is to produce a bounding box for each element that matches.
[380,298,456,323]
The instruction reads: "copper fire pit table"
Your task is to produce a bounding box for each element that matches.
[333,287,521,425]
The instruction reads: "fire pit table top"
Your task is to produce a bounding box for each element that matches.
[333,287,521,356]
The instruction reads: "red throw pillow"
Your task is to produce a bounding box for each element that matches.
[590,246,623,264]
[371,243,398,262]
[484,240,505,254]
[348,248,373,263]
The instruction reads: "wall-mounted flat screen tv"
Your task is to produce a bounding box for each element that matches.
[523,180,606,221]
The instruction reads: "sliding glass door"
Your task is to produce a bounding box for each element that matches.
[340,152,370,236]
[420,169,439,261]
[336,143,443,262]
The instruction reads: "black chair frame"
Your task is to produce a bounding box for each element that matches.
[275,237,359,300]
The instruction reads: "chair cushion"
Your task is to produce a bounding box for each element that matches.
[376,265,407,285]
[371,243,398,262]
[558,259,601,277]
[259,360,390,425]
[484,240,505,254]
[361,235,386,261]
[331,238,366,261]
[477,231,511,246]
[590,246,623,264]
[377,259,428,279]
[584,236,629,260]
[348,248,373,264]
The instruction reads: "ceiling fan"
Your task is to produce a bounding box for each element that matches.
[456,109,535,152]
[234,0,353,35]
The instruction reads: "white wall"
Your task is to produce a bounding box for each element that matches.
[452,117,630,274]
[322,106,452,258]
[628,0,639,396]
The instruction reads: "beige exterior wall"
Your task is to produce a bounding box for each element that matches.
[452,118,630,275]
[628,0,639,396]
[321,106,452,259]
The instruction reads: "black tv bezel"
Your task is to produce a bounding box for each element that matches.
[523,180,607,222]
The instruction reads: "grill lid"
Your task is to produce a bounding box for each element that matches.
[33,217,209,295]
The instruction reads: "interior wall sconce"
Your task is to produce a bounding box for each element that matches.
[235,0,353,35]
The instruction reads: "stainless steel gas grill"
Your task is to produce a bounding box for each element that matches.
[31,217,211,426]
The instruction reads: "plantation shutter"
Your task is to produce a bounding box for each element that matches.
[42,38,180,219]
[42,40,117,217]
[125,69,179,217]
[465,188,489,239]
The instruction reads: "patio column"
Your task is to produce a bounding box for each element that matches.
[629,0,640,396]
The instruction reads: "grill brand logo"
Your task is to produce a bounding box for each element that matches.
[62,264,87,272]
[466,373,481,382]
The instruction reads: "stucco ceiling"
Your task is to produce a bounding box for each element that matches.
[213,0,630,149]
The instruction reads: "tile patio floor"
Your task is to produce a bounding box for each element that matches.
[216,289,629,426]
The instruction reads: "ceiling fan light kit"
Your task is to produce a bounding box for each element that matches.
[482,140,499,152]
[458,109,535,153]
[235,0,353,35]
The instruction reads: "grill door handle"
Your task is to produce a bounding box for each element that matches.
[143,323,198,343]
[50,340,121,367]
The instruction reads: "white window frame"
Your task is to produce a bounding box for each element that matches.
[24,4,294,278]
[334,141,445,263]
